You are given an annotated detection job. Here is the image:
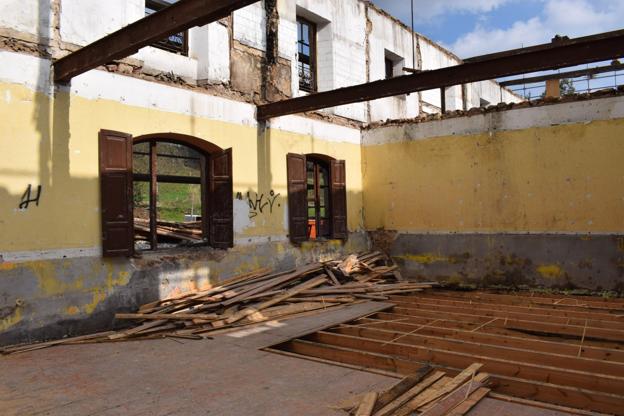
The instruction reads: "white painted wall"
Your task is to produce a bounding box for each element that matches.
[233,2,267,50]
[0,0,51,39]
[368,7,419,121]
[60,0,143,45]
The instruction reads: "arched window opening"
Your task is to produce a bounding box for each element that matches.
[98,130,233,257]
[133,141,206,250]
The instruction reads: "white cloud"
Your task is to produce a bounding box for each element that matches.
[373,0,516,21]
[448,0,624,57]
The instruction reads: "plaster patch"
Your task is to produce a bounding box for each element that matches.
[0,307,22,332]
[536,264,564,279]
[395,253,450,264]
[234,199,252,234]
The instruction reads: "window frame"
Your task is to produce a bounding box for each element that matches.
[132,140,207,250]
[287,153,347,244]
[145,0,189,56]
[297,17,318,93]
[99,130,233,257]
[306,156,331,240]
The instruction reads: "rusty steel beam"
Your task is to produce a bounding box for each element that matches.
[499,62,624,87]
[54,0,258,83]
[257,29,624,120]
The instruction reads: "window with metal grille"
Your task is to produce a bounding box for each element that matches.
[145,0,188,55]
[297,17,317,93]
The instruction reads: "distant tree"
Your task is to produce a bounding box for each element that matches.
[559,78,576,96]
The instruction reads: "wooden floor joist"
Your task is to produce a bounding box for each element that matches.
[352,316,624,362]
[391,294,624,323]
[272,291,624,415]
[278,338,624,415]
[330,325,624,376]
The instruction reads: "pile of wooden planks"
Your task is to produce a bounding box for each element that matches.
[134,218,203,243]
[1,252,435,355]
[337,363,490,416]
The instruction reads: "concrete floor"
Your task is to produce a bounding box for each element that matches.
[0,303,395,416]
[0,301,578,416]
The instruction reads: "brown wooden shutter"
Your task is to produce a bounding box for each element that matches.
[99,130,134,257]
[330,159,347,240]
[287,153,308,244]
[209,148,233,249]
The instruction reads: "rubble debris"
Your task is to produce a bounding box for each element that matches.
[0,252,435,355]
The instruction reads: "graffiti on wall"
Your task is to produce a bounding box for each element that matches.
[236,190,281,219]
[18,184,42,210]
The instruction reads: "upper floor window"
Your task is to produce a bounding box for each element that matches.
[146,0,188,55]
[297,17,317,93]
[385,57,394,80]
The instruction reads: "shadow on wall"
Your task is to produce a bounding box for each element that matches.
[0,190,368,348]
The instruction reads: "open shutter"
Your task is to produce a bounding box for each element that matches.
[99,130,134,257]
[287,153,308,244]
[210,148,233,249]
[330,159,347,240]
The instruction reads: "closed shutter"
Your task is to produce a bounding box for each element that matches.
[99,130,134,257]
[287,153,308,244]
[210,148,233,249]
[330,159,347,240]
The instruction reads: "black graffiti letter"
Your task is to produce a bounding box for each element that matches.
[19,185,42,209]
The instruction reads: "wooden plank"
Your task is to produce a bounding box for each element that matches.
[278,339,624,414]
[391,298,624,331]
[447,387,491,416]
[354,316,624,363]
[331,325,624,376]
[396,294,624,323]
[394,364,484,415]
[373,371,447,416]
[220,263,323,307]
[391,306,624,343]
[223,275,328,324]
[372,365,432,413]
[115,313,219,321]
[393,376,452,416]
[355,392,377,416]
[418,373,489,416]
[309,331,624,395]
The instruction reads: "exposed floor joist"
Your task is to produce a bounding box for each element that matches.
[53,0,259,83]
[257,29,624,119]
[271,290,624,415]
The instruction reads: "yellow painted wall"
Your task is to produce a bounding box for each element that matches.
[362,119,624,233]
[0,82,364,253]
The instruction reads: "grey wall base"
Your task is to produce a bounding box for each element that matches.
[0,234,368,347]
[370,232,624,293]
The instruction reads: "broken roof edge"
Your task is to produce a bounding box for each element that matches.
[359,1,523,101]
[363,85,624,130]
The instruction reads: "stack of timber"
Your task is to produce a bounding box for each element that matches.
[1,252,435,355]
[134,218,203,243]
[337,363,491,416]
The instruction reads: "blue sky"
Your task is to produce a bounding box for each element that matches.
[372,0,624,58]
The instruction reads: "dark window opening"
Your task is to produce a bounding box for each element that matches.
[306,158,330,240]
[133,141,205,250]
[145,0,188,55]
[297,17,317,93]
[286,153,347,244]
[385,57,394,79]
